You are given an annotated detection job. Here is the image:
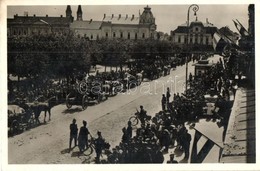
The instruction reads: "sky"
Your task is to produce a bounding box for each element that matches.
[7,4,249,34]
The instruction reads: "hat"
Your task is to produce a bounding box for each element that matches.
[83,120,87,125]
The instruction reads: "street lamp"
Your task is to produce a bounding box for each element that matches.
[185,4,199,93]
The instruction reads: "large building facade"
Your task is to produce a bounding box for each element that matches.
[70,5,157,40]
[7,6,74,37]
[8,5,157,40]
[170,18,218,51]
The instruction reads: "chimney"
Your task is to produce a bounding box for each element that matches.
[89,19,92,23]
[206,18,208,24]
[103,14,106,19]
[126,14,128,19]
[112,14,114,18]
[46,15,48,17]
[119,14,121,19]
[60,15,63,18]
[33,14,36,17]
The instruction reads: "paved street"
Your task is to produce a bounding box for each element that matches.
[8,55,223,164]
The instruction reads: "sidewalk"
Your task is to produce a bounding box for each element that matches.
[220,88,255,163]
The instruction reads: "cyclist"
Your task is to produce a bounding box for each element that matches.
[138,105,147,125]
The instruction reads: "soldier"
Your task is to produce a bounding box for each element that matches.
[69,118,78,152]
[94,131,105,163]
[78,120,90,153]
[183,129,191,159]
[166,87,171,105]
[139,105,147,125]
[167,154,178,163]
[161,94,166,111]
[126,121,132,140]
[121,127,128,143]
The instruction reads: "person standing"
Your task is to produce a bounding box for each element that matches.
[69,119,78,152]
[166,87,171,109]
[126,121,132,140]
[183,129,191,159]
[161,94,167,111]
[78,120,90,153]
[138,105,147,125]
[95,131,105,163]
[121,127,128,143]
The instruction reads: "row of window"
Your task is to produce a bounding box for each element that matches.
[177,35,210,44]
[107,32,149,39]
[83,32,153,40]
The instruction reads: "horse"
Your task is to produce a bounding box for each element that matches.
[25,96,58,124]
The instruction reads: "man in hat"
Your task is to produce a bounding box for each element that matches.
[69,118,78,151]
[126,121,132,140]
[167,154,178,163]
[138,105,147,125]
[161,94,167,111]
[95,131,105,163]
[78,120,90,153]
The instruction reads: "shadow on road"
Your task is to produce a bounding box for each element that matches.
[62,108,83,114]
[60,147,75,154]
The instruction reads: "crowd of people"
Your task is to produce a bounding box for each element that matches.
[97,55,238,164]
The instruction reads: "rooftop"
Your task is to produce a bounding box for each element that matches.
[70,20,103,30]
[103,15,140,25]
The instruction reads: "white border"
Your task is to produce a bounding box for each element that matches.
[1,0,259,171]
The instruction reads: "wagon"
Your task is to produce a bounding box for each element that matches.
[8,105,33,134]
[66,91,88,110]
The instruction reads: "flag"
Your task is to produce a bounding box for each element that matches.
[213,32,230,56]
[191,129,219,163]
[212,32,222,50]
[233,19,249,36]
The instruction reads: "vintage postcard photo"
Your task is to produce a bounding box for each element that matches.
[1,0,258,170]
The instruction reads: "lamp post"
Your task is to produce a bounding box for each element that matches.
[185,4,199,93]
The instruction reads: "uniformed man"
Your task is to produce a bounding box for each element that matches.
[69,118,78,152]
[139,105,147,125]
[78,120,90,153]
[94,131,105,163]
[161,94,167,111]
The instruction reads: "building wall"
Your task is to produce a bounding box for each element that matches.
[171,21,216,49]
[71,28,102,40]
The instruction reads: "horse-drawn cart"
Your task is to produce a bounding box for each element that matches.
[66,92,89,110]
[8,105,33,134]
[66,81,109,110]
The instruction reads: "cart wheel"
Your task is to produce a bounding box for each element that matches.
[129,116,139,126]
[82,95,88,110]
[66,93,72,109]
[11,120,19,133]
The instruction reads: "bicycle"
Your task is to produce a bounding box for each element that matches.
[128,111,151,126]
[82,136,110,156]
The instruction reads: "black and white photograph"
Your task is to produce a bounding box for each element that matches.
[0,0,258,170]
